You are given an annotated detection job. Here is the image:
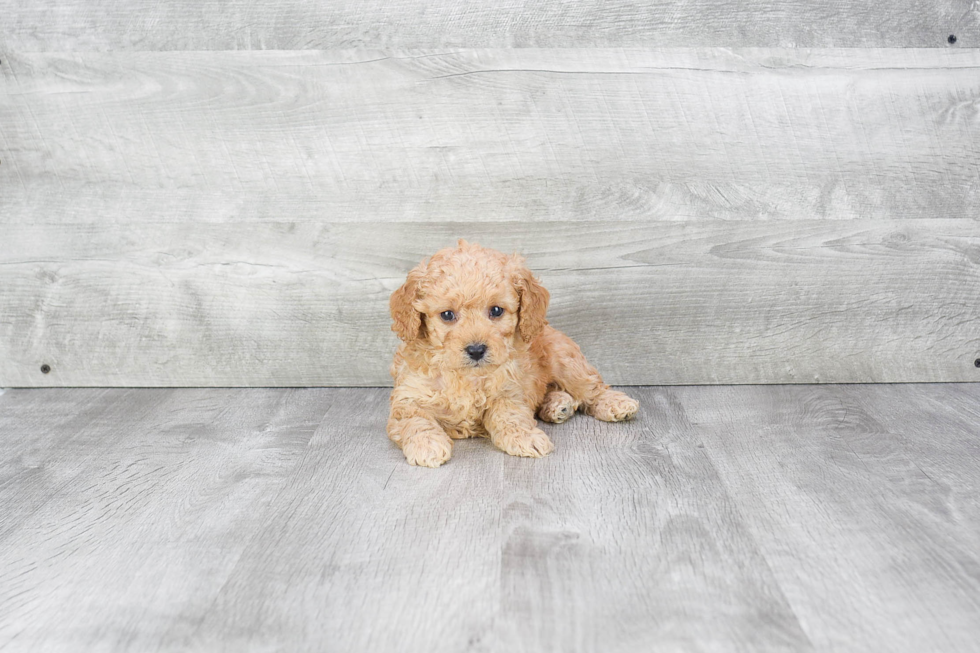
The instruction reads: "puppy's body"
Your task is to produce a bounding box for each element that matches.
[388,241,638,467]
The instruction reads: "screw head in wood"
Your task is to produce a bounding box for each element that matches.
[975,358,980,368]
[948,34,957,44]
[40,364,51,374]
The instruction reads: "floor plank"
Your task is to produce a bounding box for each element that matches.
[0,388,327,651]
[674,384,980,653]
[0,385,977,652]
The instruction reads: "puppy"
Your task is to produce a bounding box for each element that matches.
[388,240,639,467]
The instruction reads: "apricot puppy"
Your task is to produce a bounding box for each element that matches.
[387,240,639,467]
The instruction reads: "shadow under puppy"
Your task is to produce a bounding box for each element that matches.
[388,240,639,467]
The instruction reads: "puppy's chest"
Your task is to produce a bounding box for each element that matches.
[421,373,507,438]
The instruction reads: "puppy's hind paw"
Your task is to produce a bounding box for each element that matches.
[402,430,453,468]
[496,428,555,458]
[538,390,578,424]
[589,390,639,422]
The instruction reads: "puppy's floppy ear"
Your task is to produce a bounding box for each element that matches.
[510,256,550,343]
[390,263,426,342]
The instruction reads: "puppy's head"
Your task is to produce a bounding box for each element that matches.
[390,240,549,371]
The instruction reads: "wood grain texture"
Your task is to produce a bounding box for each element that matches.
[191,389,809,653]
[0,388,160,541]
[2,49,979,225]
[3,48,979,386]
[1,219,978,387]
[1,385,978,651]
[0,387,327,651]
[0,0,976,50]
[675,384,980,653]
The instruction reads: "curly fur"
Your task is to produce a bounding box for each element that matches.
[388,240,639,467]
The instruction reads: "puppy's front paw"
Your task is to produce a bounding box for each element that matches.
[538,390,578,424]
[589,390,639,422]
[402,430,453,468]
[495,427,555,458]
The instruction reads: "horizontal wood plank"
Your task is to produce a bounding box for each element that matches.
[1,220,977,386]
[2,49,979,225]
[0,0,975,50]
[3,48,978,386]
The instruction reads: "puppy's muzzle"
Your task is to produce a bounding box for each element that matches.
[465,343,488,362]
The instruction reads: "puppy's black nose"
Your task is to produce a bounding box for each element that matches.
[465,343,488,361]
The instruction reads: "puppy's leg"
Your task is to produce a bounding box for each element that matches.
[587,389,640,422]
[485,398,554,458]
[537,389,579,424]
[387,401,453,468]
[539,327,639,422]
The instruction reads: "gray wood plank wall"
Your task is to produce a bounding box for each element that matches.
[0,1,976,50]
[1,7,978,387]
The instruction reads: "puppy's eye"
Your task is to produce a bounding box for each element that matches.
[489,306,504,318]
[439,310,456,323]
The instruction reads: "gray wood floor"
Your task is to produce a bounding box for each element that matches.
[0,385,978,652]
